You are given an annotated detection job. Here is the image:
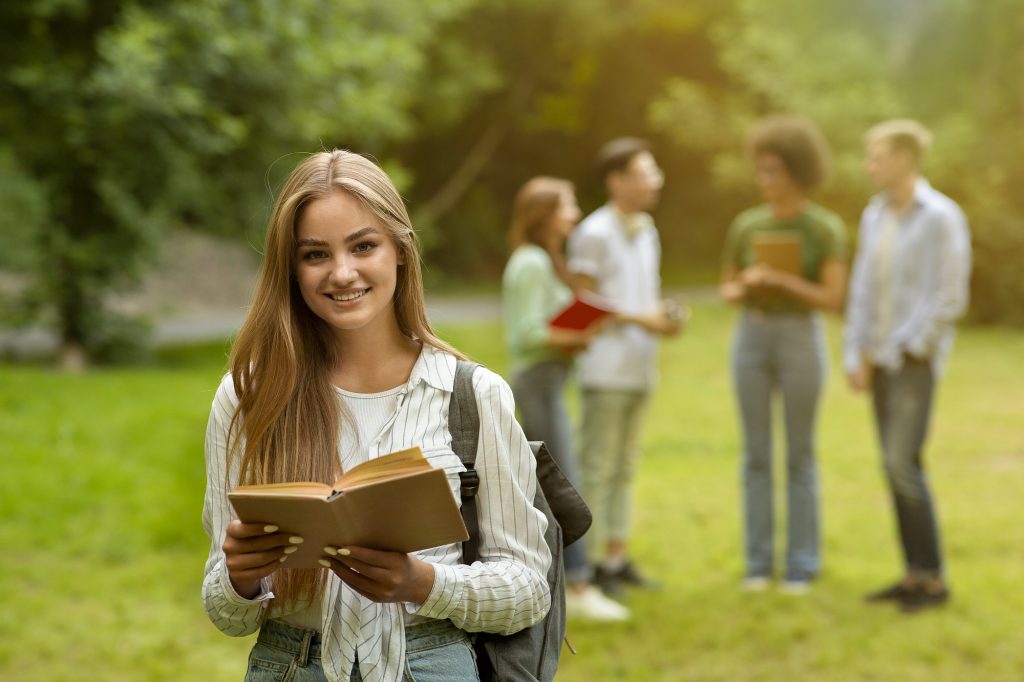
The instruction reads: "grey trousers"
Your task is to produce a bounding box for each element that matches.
[871,356,943,576]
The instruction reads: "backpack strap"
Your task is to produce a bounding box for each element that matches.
[450,360,482,565]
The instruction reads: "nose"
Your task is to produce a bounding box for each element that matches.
[328,254,358,286]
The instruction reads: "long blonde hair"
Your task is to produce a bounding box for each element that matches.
[227,150,461,608]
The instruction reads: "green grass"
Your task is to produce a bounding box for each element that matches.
[1,303,1022,681]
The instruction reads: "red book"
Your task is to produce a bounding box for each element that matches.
[548,293,615,330]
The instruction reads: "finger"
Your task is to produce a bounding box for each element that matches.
[319,556,383,600]
[327,546,401,574]
[227,550,292,583]
[226,520,286,539]
[224,532,304,556]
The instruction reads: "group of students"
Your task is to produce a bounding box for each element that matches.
[200,116,970,681]
[501,117,971,626]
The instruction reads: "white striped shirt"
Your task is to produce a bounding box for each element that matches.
[202,344,551,682]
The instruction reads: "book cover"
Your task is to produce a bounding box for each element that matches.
[752,231,803,276]
[228,447,469,568]
[548,292,615,330]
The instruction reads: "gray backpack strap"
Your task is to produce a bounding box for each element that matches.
[450,360,482,564]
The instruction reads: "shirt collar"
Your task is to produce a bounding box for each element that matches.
[405,343,455,393]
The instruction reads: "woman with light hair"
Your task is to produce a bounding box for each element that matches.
[502,177,628,621]
[202,150,551,681]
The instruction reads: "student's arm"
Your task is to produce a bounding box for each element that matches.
[412,368,551,635]
[201,376,277,636]
[505,254,595,352]
[843,209,876,391]
[751,258,847,313]
[720,264,747,304]
[904,208,971,358]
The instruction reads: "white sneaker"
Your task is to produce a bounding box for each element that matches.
[779,580,811,595]
[566,585,630,621]
[741,577,772,592]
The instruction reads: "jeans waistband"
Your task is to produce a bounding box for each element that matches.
[258,620,321,665]
[258,618,468,660]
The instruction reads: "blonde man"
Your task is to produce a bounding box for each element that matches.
[844,120,971,612]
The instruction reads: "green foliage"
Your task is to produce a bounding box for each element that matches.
[1,308,1022,679]
[0,0,483,358]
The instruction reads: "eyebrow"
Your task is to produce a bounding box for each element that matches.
[295,227,379,249]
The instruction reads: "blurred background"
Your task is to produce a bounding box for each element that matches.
[1,0,1022,363]
[1,1,1022,680]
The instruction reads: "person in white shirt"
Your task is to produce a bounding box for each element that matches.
[202,150,551,682]
[567,138,683,597]
[844,120,971,613]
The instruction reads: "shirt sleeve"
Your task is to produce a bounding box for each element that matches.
[843,208,876,373]
[413,368,552,635]
[824,212,849,262]
[567,225,607,281]
[201,375,274,637]
[721,215,744,269]
[905,206,972,357]
[503,253,555,354]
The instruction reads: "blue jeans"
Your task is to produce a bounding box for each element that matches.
[871,357,943,577]
[511,360,589,583]
[732,311,826,581]
[244,618,479,682]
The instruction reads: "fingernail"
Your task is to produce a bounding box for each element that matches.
[289,536,304,544]
[264,525,279,533]
[279,556,288,563]
[324,546,338,556]
[284,546,298,555]
[318,559,331,568]
[338,548,351,557]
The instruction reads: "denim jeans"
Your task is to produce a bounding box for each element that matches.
[871,357,943,576]
[511,360,589,583]
[245,618,479,682]
[731,310,826,581]
[577,387,650,565]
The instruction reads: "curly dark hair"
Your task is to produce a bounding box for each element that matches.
[746,115,831,191]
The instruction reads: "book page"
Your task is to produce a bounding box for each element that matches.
[333,446,429,490]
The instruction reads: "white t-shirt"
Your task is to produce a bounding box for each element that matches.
[567,204,662,391]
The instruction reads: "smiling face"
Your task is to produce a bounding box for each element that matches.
[294,191,403,341]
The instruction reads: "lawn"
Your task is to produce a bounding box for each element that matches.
[1,301,1022,681]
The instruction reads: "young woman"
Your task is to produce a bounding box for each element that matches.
[720,116,848,593]
[501,177,628,621]
[202,150,551,682]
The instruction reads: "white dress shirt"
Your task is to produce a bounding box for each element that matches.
[567,204,662,391]
[202,344,551,682]
[844,178,971,375]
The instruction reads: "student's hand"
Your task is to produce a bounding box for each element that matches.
[222,520,302,599]
[320,546,436,604]
[739,264,779,289]
[847,367,869,393]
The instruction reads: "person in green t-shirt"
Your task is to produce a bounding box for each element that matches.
[501,177,628,621]
[720,116,848,593]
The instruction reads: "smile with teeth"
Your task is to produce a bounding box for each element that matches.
[327,288,369,302]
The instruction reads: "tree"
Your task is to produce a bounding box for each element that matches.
[0,0,478,365]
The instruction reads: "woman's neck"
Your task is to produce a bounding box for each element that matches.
[770,193,805,220]
[330,322,422,393]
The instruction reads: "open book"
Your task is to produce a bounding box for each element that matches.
[549,292,615,330]
[752,231,803,276]
[228,447,469,569]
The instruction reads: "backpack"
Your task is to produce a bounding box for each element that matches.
[448,360,592,682]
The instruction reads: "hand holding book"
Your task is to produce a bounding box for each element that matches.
[227,447,468,570]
